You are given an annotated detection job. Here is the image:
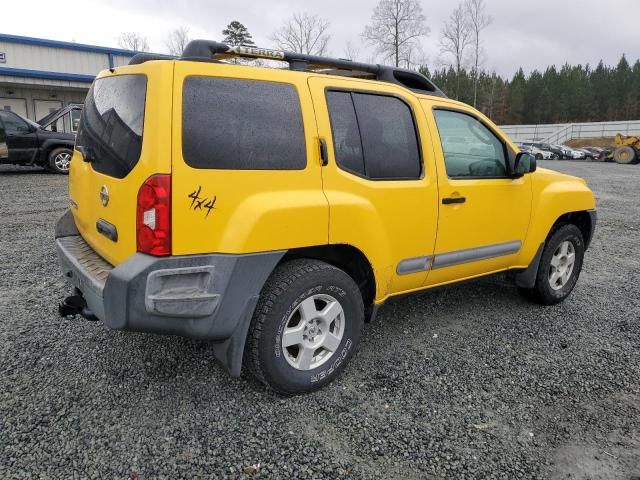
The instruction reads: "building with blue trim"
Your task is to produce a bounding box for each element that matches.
[0,33,139,129]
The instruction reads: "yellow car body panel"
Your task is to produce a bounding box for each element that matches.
[69,61,174,266]
[170,61,328,256]
[307,76,440,301]
[67,60,596,305]
[418,97,533,287]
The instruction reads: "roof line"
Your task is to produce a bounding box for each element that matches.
[0,66,95,83]
[0,33,139,56]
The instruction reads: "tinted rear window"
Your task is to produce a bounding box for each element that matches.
[182,77,306,170]
[76,75,147,179]
[326,90,421,180]
[352,93,421,179]
[326,91,365,176]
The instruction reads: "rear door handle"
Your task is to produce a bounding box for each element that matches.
[319,137,328,166]
[442,197,466,205]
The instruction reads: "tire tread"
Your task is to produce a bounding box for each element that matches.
[244,259,358,392]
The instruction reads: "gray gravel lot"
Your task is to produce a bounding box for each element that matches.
[0,161,639,479]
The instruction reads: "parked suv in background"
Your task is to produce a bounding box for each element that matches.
[0,106,81,174]
[55,41,597,394]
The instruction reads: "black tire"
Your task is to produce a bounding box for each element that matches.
[519,224,585,305]
[245,259,364,395]
[48,147,73,174]
[613,145,638,165]
[536,153,543,160]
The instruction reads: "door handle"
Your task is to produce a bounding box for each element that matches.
[319,137,328,166]
[442,197,466,205]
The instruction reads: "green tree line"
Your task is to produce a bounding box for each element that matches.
[420,55,640,125]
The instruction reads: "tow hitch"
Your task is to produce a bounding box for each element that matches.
[59,295,98,321]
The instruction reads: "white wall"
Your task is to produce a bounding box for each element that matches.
[500,120,640,144]
[0,41,112,76]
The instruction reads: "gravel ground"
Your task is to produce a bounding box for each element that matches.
[0,161,638,480]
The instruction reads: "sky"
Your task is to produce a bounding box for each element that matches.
[2,0,639,77]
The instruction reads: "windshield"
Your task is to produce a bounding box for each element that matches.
[76,75,147,179]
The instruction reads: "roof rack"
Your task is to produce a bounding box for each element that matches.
[129,40,446,97]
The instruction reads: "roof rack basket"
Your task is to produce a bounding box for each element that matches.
[129,40,446,97]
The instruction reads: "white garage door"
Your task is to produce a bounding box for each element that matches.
[0,98,28,118]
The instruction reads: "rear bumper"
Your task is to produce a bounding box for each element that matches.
[55,209,285,375]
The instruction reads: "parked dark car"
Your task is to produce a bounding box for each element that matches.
[0,105,81,174]
[583,147,605,161]
[578,148,597,160]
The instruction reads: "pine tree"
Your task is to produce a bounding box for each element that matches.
[222,21,256,46]
[422,54,639,124]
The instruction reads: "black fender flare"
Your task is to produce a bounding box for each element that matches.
[39,140,74,164]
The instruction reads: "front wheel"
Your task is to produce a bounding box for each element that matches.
[244,259,364,395]
[48,147,73,174]
[519,224,585,305]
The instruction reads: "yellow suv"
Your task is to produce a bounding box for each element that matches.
[56,41,596,394]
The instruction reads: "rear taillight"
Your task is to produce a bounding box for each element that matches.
[136,174,171,256]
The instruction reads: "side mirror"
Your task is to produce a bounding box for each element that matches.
[513,152,536,177]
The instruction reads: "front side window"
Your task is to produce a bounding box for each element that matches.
[433,110,508,178]
[326,90,421,180]
[182,77,306,170]
[76,75,147,179]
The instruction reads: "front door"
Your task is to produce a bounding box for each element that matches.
[0,110,38,164]
[422,102,533,287]
[308,76,440,300]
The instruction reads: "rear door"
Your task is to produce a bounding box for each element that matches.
[171,62,327,256]
[70,61,173,266]
[308,76,439,298]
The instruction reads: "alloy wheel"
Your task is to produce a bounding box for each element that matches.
[281,294,345,371]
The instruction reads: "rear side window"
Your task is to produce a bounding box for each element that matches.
[76,75,147,179]
[326,90,421,180]
[182,77,306,170]
[325,91,365,175]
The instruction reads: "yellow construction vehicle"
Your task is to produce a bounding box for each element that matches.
[607,134,640,164]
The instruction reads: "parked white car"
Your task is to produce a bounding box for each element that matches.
[517,144,554,160]
[560,146,586,160]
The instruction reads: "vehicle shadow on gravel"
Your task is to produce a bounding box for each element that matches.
[86,275,532,393]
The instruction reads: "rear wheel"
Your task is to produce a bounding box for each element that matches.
[613,146,638,165]
[519,224,585,305]
[245,259,364,395]
[48,147,73,174]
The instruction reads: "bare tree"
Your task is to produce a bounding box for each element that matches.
[362,0,429,68]
[465,0,492,106]
[118,32,150,52]
[440,3,472,99]
[166,26,190,56]
[343,40,360,61]
[271,13,331,56]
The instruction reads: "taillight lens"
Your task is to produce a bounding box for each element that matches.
[136,174,171,256]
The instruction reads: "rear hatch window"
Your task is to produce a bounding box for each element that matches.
[76,75,147,178]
